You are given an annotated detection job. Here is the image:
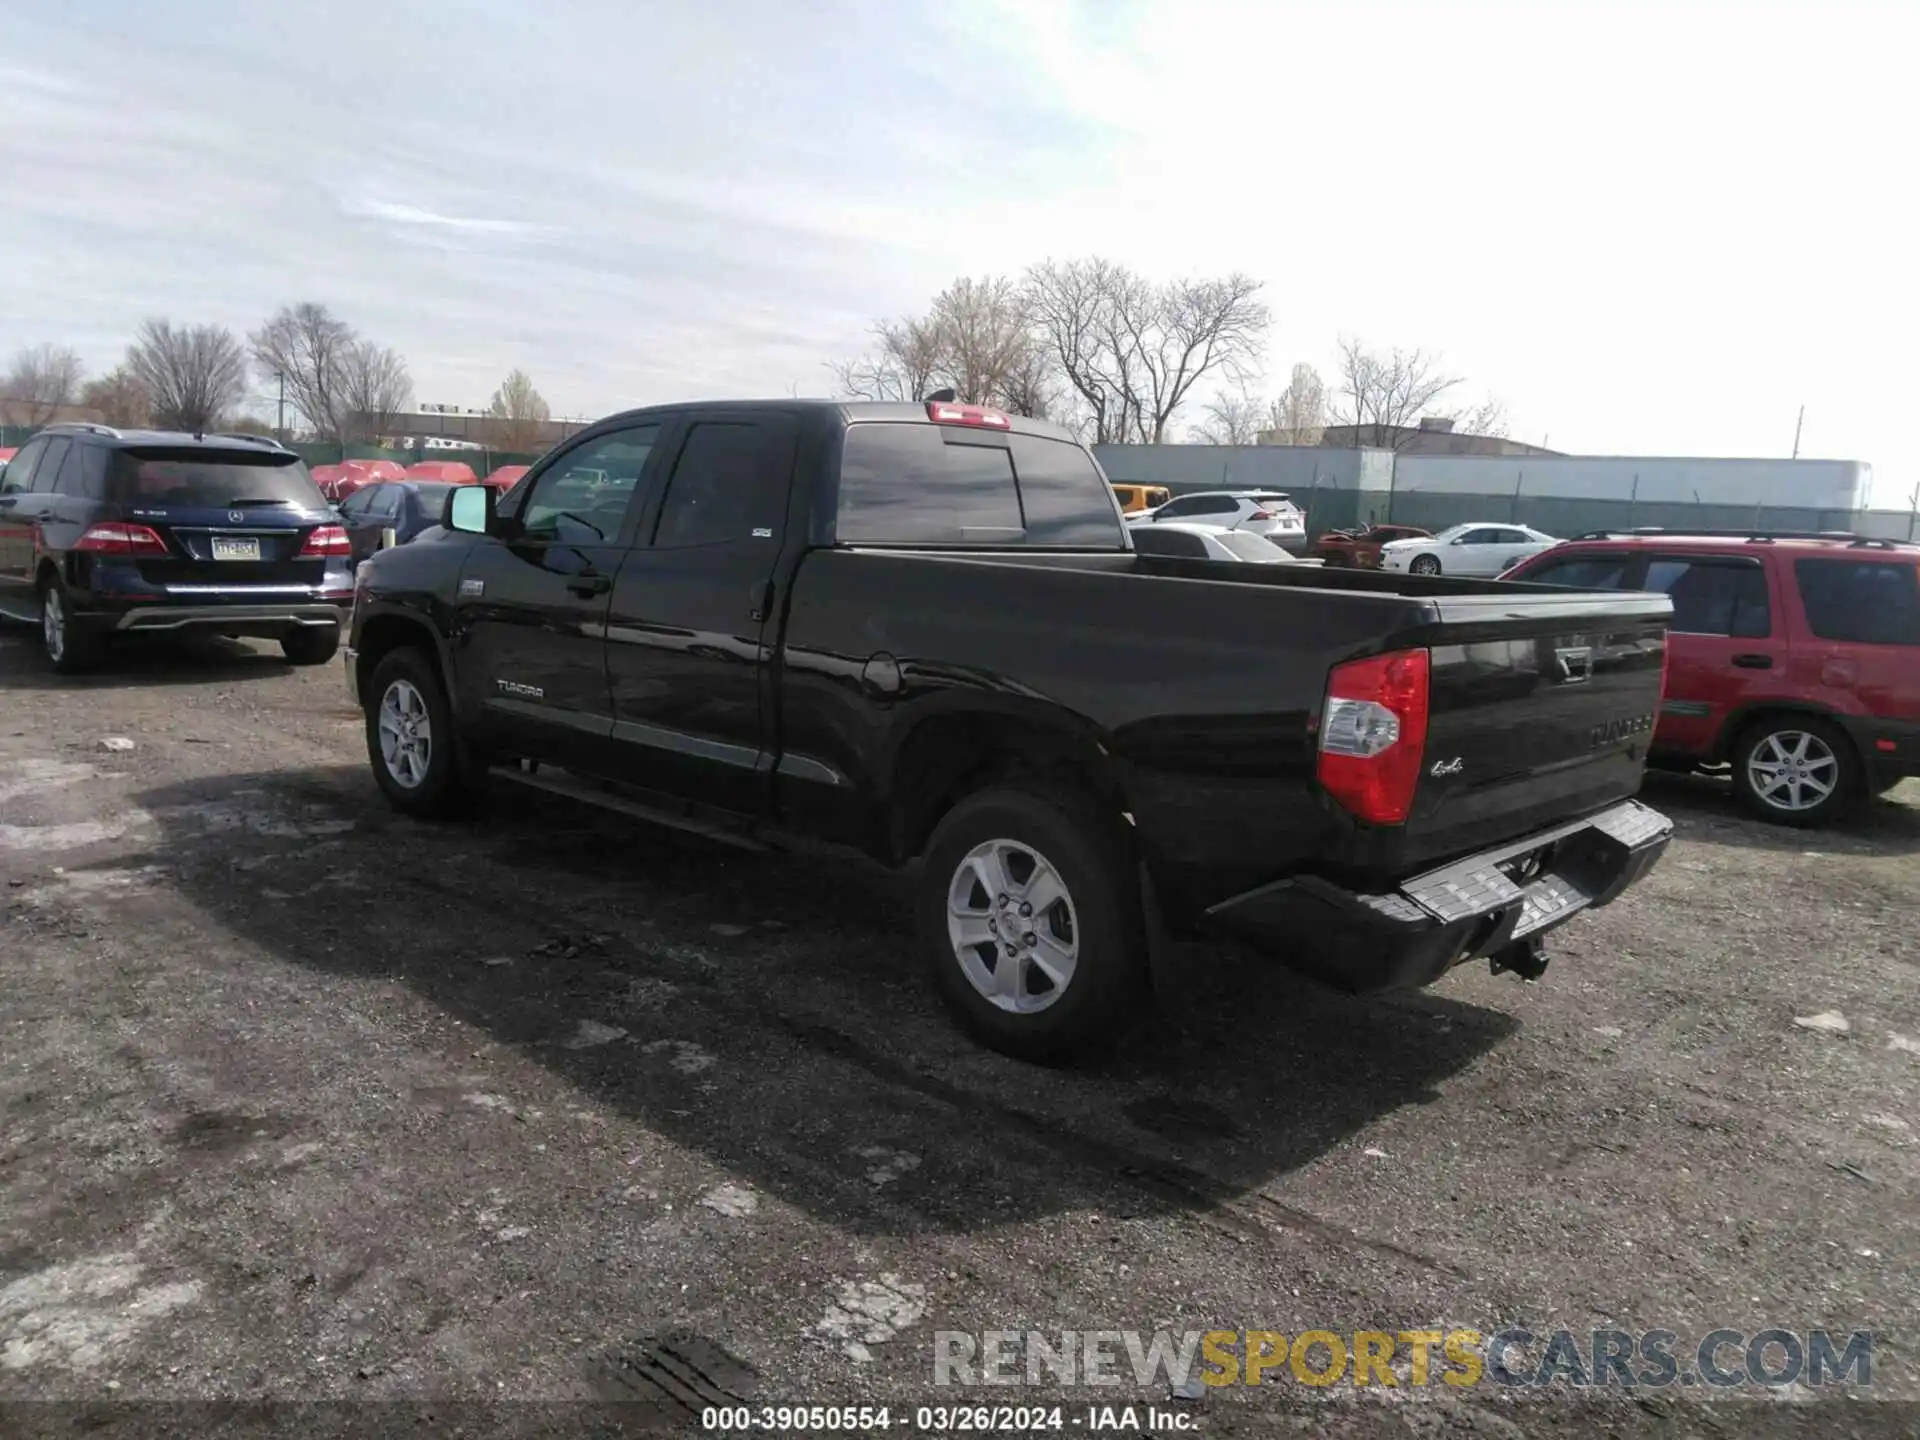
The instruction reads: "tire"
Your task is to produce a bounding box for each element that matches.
[281,625,341,666]
[364,647,481,817]
[917,785,1146,1062]
[38,575,106,675]
[1730,714,1861,828]
[1409,553,1442,576]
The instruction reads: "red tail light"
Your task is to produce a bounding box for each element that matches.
[298,524,352,557]
[1317,647,1431,824]
[1658,634,1671,698]
[927,401,1012,430]
[74,522,169,557]
[1249,509,1275,521]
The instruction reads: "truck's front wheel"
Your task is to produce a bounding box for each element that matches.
[918,787,1146,1061]
[365,648,482,817]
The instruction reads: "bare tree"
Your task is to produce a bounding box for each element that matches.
[80,366,152,429]
[1263,362,1328,444]
[1025,259,1267,444]
[338,340,413,442]
[1189,388,1265,445]
[1331,338,1464,437]
[4,343,86,426]
[247,303,356,440]
[126,319,249,431]
[829,275,1043,413]
[1023,257,1133,443]
[829,311,945,403]
[1452,395,1511,439]
[486,368,552,450]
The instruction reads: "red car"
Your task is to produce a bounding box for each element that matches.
[1308,523,1432,569]
[1504,529,1920,826]
[482,463,529,490]
[403,460,479,485]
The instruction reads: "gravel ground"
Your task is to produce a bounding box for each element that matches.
[0,629,1915,1439]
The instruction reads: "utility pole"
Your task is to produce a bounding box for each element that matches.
[1791,405,1804,459]
[276,371,286,441]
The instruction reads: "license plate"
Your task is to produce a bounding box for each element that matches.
[211,537,261,561]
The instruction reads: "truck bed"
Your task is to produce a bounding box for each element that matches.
[775,545,1672,915]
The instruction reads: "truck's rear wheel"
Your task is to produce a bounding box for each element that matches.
[918,786,1145,1061]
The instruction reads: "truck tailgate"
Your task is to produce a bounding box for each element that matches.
[1389,589,1671,870]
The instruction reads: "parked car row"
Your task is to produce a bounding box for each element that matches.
[310,459,529,502]
[7,419,1917,848]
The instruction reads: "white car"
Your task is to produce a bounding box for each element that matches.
[1128,522,1323,565]
[1128,490,1307,552]
[1378,522,1559,577]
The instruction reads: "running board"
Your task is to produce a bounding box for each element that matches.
[488,762,768,851]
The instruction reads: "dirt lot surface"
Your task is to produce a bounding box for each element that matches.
[0,630,1915,1439]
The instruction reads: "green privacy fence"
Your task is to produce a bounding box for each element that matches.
[1380,490,1920,543]
[0,425,543,479]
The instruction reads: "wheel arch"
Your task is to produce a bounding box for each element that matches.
[354,607,456,714]
[877,697,1133,867]
[1712,700,1857,766]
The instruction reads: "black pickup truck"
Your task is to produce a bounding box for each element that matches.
[344,399,1674,1057]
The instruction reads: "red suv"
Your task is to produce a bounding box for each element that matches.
[1503,529,1920,826]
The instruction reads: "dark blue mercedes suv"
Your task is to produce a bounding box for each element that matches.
[0,423,353,673]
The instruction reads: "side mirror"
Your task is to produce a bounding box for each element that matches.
[446,484,496,535]
[1451,536,1468,545]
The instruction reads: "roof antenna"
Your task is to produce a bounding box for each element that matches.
[924,388,957,403]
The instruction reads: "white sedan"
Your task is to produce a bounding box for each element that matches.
[1378,522,1559,577]
[1128,522,1322,565]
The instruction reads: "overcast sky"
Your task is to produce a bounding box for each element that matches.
[2,0,1914,498]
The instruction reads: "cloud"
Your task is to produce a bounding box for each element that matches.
[0,0,1913,488]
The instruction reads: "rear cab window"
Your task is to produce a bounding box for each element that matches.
[1794,558,1920,645]
[834,423,1126,547]
[108,447,325,508]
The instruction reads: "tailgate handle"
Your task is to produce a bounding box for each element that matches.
[1731,653,1773,670]
[567,573,611,598]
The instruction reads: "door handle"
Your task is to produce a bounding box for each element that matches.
[567,573,611,598]
[0,496,17,508]
[1731,653,1773,669]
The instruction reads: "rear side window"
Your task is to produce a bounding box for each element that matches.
[0,438,46,494]
[1131,528,1210,558]
[1643,558,1771,637]
[1521,553,1631,589]
[107,448,323,507]
[653,419,796,549]
[1216,532,1283,561]
[1794,559,1920,645]
[28,438,70,492]
[836,424,1124,547]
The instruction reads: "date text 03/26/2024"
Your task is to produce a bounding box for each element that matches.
[701,1407,1189,1433]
